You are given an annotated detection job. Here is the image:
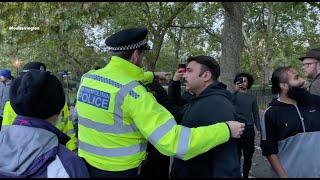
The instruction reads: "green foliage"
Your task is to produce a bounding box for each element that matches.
[0,2,319,87]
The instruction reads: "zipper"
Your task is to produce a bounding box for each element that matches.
[293,104,306,133]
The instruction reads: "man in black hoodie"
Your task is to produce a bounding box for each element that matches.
[170,55,242,178]
[260,66,320,177]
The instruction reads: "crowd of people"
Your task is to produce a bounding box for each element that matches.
[0,27,319,178]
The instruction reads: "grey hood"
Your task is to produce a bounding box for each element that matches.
[0,125,58,176]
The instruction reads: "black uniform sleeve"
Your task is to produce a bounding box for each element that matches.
[260,109,278,156]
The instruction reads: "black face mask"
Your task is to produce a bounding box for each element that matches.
[287,86,311,105]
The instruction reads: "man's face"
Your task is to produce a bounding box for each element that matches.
[302,58,319,78]
[237,76,248,90]
[183,61,206,95]
[283,68,305,93]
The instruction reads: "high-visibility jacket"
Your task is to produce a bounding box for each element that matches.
[1,101,77,151]
[76,56,231,172]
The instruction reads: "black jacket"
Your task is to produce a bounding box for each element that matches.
[260,92,320,177]
[172,81,241,178]
[261,96,320,156]
[167,80,193,123]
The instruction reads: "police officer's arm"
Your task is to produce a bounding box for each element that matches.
[141,71,154,85]
[142,71,168,85]
[124,87,231,160]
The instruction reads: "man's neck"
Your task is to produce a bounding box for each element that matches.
[195,81,214,97]
[239,88,248,93]
[279,93,296,105]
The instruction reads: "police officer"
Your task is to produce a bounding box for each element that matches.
[76,27,245,178]
[1,62,77,151]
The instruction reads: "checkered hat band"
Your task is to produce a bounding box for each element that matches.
[107,39,147,51]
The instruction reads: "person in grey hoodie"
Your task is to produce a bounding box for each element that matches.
[232,72,260,178]
[0,69,12,130]
[0,70,89,178]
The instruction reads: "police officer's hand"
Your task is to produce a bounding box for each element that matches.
[173,69,185,81]
[226,121,245,138]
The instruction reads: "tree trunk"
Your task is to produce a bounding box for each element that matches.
[220,2,245,91]
[144,29,167,71]
[262,2,275,86]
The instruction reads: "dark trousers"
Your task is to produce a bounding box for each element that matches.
[238,126,255,178]
[84,159,139,178]
[139,145,170,178]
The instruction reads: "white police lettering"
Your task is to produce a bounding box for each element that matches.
[78,86,110,110]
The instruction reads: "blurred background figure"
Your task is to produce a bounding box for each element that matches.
[233,72,260,178]
[0,69,12,130]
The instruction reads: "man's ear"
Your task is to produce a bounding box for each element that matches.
[202,71,212,82]
[129,50,140,64]
[280,82,289,91]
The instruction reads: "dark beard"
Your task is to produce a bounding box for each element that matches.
[287,86,311,105]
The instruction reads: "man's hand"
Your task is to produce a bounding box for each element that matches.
[173,69,185,81]
[154,72,170,80]
[226,121,245,138]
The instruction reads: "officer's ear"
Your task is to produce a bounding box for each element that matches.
[130,50,143,67]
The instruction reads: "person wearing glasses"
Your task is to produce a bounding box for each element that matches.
[299,48,320,96]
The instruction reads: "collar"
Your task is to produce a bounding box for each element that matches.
[13,115,70,145]
[105,56,144,81]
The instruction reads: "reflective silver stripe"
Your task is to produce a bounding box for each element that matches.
[293,104,306,132]
[79,73,143,133]
[47,155,70,178]
[175,126,190,159]
[78,81,140,134]
[83,74,139,99]
[66,129,75,135]
[78,116,138,134]
[113,81,140,133]
[79,140,147,157]
[148,119,176,145]
[261,106,272,140]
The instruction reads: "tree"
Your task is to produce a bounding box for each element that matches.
[220,2,245,90]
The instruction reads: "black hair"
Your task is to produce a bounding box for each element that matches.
[271,66,292,94]
[111,49,143,61]
[233,73,254,89]
[187,55,220,81]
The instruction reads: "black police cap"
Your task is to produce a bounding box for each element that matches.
[105,28,151,51]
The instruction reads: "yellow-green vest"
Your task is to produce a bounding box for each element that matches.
[1,101,77,151]
[76,56,231,172]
